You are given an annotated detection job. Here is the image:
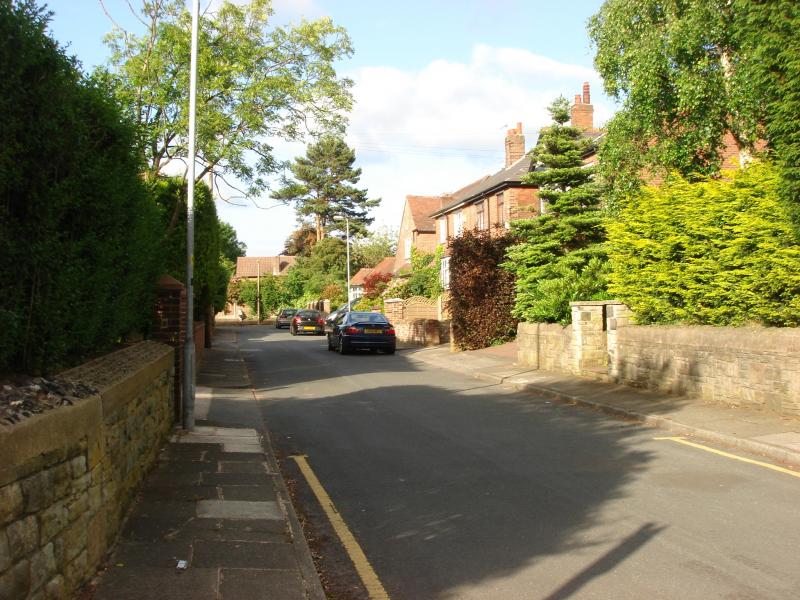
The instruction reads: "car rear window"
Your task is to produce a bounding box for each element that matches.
[297,310,318,317]
[349,312,388,323]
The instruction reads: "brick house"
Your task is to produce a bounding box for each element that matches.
[393,195,447,274]
[430,83,602,290]
[234,256,296,279]
[220,255,297,318]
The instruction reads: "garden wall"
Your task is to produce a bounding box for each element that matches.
[384,297,450,346]
[0,341,174,599]
[516,301,800,417]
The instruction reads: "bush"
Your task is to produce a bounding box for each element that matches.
[152,177,229,319]
[607,162,800,325]
[449,229,517,350]
[393,247,442,299]
[0,2,161,373]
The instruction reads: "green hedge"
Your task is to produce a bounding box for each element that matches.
[449,229,517,350]
[607,162,800,326]
[0,2,161,374]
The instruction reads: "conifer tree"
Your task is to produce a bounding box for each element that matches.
[273,135,380,241]
[504,97,608,323]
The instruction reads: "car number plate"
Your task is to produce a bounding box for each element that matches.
[364,328,382,334]
[303,326,315,330]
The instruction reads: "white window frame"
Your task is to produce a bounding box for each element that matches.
[476,201,486,230]
[438,217,447,243]
[440,256,451,290]
[454,211,464,237]
[404,237,412,259]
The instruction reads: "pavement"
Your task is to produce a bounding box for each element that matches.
[88,327,800,599]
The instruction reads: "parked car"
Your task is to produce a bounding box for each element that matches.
[325,299,357,328]
[327,311,396,354]
[275,308,298,329]
[290,309,326,336]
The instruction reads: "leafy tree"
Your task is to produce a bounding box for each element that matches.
[0,0,161,373]
[238,274,290,317]
[504,97,608,324]
[272,135,380,241]
[588,0,763,209]
[607,162,800,326]
[450,229,517,350]
[153,178,229,317]
[283,236,348,303]
[351,227,397,270]
[98,0,353,223]
[283,224,317,256]
[731,0,800,222]
[393,248,442,299]
[219,221,246,263]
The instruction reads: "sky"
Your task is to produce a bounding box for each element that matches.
[45,0,614,257]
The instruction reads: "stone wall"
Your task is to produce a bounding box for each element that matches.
[614,325,800,416]
[0,342,174,599]
[516,301,800,417]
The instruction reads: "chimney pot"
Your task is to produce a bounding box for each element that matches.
[575,94,582,104]
[582,82,590,104]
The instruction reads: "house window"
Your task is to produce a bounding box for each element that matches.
[440,256,451,290]
[476,201,486,230]
[454,211,464,237]
[438,217,447,243]
[497,193,506,227]
[404,237,412,259]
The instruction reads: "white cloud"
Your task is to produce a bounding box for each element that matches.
[219,43,616,256]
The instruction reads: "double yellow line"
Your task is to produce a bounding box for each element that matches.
[655,436,800,479]
[292,455,392,600]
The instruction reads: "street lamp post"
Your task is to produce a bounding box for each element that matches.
[334,215,352,304]
[183,0,200,431]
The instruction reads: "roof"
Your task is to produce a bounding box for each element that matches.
[406,196,445,232]
[430,156,535,217]
[350,256,396,286]
[235,256,296,278]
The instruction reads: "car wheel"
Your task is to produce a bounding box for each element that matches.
[327,336,334,351]
[338,337,349,355]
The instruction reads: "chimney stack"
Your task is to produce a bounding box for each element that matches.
[571,82,594,132]
[505,122,525,167]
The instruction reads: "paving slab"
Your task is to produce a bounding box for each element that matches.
[219,568,306,600]
[192,540,296,569]
[196,499,283,520]
[93,567,219,600]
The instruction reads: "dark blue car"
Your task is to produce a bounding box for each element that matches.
[327,311,396,355]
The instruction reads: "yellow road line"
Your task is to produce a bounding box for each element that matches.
[291,455,392,600]
[654,436,800,479]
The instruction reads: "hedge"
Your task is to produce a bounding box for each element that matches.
[0,1,161,374]
[607,162,800,326]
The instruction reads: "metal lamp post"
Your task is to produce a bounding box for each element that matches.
[183,0,200,431]
[334,215,352,304]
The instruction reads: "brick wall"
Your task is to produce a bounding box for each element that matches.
[0,342,174,599]
[516,301,800,416]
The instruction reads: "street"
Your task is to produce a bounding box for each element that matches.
[240,325,800,600]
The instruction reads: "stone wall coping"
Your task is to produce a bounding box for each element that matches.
[0,394,103,488]
[617,324,800,353]
[569,300,627,307]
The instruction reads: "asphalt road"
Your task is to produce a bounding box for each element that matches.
[240,325,800,600]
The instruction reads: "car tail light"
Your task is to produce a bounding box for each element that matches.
[344,326,359,335]
[385,328,395,335]
[317,317,325,325]
[293,316,301,323]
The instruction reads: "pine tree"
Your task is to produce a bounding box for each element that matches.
[273,135,380,241]
[504,97,608,323]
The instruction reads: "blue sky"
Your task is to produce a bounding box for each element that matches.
[45,0,612,256]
